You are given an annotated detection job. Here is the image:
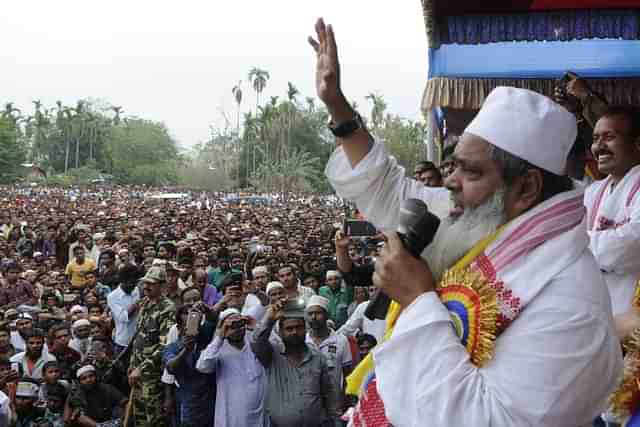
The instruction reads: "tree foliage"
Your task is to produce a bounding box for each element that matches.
[1,78,426,189]
[0,117,27,183]
[107,119,183,185]
[0,99,183,185]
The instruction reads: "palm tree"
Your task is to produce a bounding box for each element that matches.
[283,82,300,161]
[72,101,86,169]
[31,100,48,163]
[287,82,299,104]
[247,67,270,113]
[232,81,243,133]
[111,106,123,125]
[59,104,74,173]
[231,81,244,185]
[365,93,387,129]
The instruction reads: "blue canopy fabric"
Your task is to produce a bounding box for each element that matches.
[429,39,640,79]
[440,10,640,44]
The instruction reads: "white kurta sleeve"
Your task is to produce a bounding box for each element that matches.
[373,287,622,427]
[325,141,449,231]
[196,336,224,374]
[588,197,640,275]
[337,302,365,337]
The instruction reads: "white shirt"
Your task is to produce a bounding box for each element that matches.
[0,391,9,427]
[107,286,140,347]
[326,141,623,426]
[10,331,25,353]
[584,164,640,315]
[337,301,386,342]
[306,329,352,389]
[373,252,622,426]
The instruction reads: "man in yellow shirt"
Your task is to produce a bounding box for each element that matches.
[65,246,96,290]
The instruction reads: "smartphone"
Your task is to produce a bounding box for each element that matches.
[185,310,201,336]
[344,220,377,237]
[231,319,246,329]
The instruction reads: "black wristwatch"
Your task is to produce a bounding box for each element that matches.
[328,112,364,138]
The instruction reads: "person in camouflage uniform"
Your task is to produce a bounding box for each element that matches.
[127,266,176,427]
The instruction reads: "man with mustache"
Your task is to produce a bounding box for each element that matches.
[586,107,640,324]
[312,18,622,427]
[251,298,339,427]
[585,107,640,425]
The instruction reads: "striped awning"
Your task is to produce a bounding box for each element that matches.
[422,77,640,111]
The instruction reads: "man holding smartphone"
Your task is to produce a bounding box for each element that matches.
[196,308,269,427]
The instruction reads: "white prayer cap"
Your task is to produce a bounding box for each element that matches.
[465,87,577,175]
[219,308,241,323]
[17,312,32,321]
[266,281,284,295]
[252,266,268,276]
[70,305,88,315]
[326,270,341,279]
[15,381,39,398]
[73,319,91,329]
[306,295,330,312]
[76,364,96,378]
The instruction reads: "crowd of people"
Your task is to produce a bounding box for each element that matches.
[1,17,640,427]
[0,184,393,427]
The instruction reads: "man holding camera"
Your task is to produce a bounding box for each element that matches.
[164,306,216,427]
[196,307,268,427]
[311,18,622,427]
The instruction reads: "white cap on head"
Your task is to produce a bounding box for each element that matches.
[252,266,268,276]
[465,87,577,175]
[17,312,33,320]
[73,319,91,329]
[70,305,88,315]
[266,281,285,295]
[326,270,341,279]
[219,308,241,323]
[306,295,330,312]
[76,364,96,378]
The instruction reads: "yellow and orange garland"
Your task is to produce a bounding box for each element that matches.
[610,280,640,423]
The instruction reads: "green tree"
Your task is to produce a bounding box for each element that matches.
[248,67,270,112]
[365,93,387,129]
[0,117,27,183]
[377,115,427,174]
[107,118,183,185]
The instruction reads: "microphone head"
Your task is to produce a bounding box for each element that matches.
[397,198,440,258]
[397,199,429,235]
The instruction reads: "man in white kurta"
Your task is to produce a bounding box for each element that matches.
[310,18,622,427]
[196,308,269,427]
[585,108,640,316]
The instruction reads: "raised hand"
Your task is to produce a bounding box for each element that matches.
[308,18,341,105]
[334,229,351,250]
[308,18,353,122]
[268,298,286,321]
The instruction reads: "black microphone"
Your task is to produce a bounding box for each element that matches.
[364,199,441,320]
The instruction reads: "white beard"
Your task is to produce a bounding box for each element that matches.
[423,189,507,281]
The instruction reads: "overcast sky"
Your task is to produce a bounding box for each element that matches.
[0,0,429,149]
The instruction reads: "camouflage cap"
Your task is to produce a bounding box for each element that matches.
[141,266,166,284]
